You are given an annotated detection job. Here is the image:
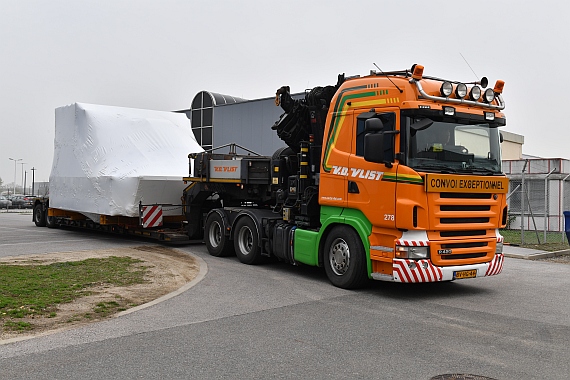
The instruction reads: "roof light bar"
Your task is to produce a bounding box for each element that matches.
[409,65,505,110]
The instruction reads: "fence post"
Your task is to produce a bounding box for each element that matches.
[563,174,570,243]
[521,160,528,244]
[544,169,555,243]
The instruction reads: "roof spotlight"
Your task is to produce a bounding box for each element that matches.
[469,86,481,101]
[455,83,467,99]
[483,88,496,103]
[440,81,453,97]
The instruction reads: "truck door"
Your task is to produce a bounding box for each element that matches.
[347,109,398,228]
[319,111,352,208]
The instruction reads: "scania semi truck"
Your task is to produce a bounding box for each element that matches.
[35,64,508,289]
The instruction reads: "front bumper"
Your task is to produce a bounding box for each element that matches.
[371,253,504,283]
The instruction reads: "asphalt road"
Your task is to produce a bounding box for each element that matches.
[1,211,569,380]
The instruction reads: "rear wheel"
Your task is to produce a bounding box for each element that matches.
[233,217,263,264]
[204,212,234,257]
[323,226,368,289]
[33,204,46,227]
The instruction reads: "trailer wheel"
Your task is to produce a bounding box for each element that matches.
[204,212,233,257]
[33,204,46,227]
[233,217,263,264]
[323,226,368,289]
[46,214,58,229]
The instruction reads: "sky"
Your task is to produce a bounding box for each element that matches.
[1,0,569,187]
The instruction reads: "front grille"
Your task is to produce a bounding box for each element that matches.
[432,191,498,229]
[428,189,502,265]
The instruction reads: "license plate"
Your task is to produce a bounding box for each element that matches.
[454,269,477,279]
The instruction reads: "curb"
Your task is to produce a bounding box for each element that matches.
[504,249,570,260]
[115,250,207,317]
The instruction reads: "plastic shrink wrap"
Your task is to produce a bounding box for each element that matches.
[49,103,203,221]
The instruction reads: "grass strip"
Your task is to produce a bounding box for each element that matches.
[0,256,147,327]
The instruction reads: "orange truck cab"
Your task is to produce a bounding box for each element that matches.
[312,64,507,285]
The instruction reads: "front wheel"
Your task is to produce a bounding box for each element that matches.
[33,204,46,227]
[204,212,234,257]
[323,226,368,289]
[233,217,263,264]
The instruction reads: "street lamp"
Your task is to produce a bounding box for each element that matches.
[31,167,36,196]
[8,158,22,196]
[20,162,26,194]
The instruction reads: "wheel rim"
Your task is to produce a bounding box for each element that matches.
[329,237,350,275]
[237,225,254,255]
[208,220,222,248]
[34,208,41,223]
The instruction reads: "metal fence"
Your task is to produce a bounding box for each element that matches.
[502,159,570,245]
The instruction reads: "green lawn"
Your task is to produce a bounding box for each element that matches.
[0,256,148,331]
[501,229,570,251]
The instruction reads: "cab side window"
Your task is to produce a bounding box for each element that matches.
[355,112,395,157]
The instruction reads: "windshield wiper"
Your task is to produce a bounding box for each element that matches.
[413,164,457,173]
[457,166,500,175]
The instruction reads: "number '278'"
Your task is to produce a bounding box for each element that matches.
[384,214,394,221]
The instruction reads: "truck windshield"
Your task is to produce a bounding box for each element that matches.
[407,118,502,175]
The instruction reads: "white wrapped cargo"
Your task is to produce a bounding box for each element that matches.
[49,103,203,220]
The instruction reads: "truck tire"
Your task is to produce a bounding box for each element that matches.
[323,226,368,289]
[33,204,46,227]
[233,216,263,264]
[46,214,58,229]
[204,212,233,257]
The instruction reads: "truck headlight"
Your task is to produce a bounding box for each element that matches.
[395,245,429,259]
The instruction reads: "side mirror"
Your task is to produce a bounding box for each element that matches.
[365,118,384,133]
[364,133,385,163]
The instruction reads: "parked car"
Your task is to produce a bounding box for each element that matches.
[0,196,12,209]
[22,195,35,208]
[10,195,26,209]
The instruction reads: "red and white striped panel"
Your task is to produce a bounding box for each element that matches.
[395,239,430,247]
[141,205,163,228]
[396,230,430,247]
[393,259,443,283]
[496,229,504,243]
[485,253,504,276]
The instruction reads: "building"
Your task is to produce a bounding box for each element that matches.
[178,91,303,155]
[501,130,524,160]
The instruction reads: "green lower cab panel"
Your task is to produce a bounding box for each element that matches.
[293,228,319,266]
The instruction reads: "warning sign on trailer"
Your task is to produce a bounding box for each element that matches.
[141,205,163,228]
[425,174,508,193]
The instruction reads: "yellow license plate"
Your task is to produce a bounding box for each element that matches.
[454,269,477,279]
